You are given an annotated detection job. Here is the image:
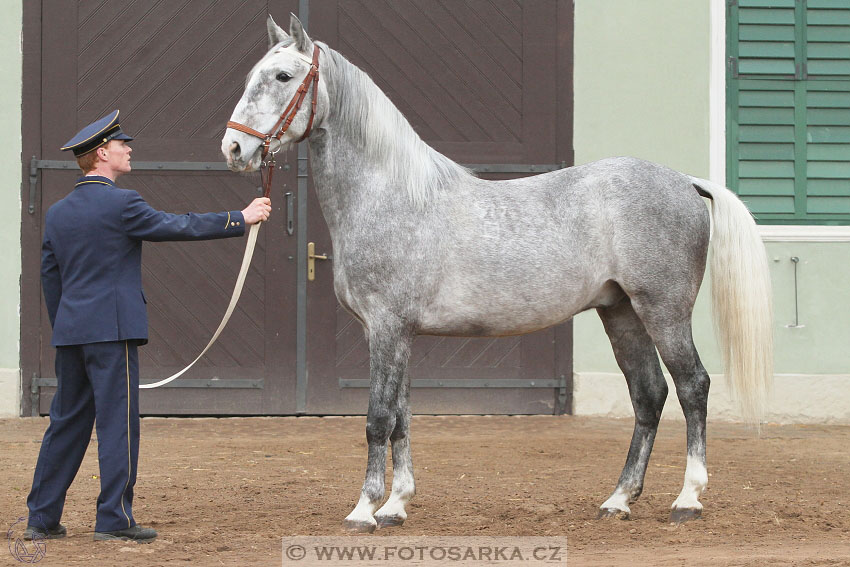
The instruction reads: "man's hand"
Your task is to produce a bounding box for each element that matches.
[241,197,272,225]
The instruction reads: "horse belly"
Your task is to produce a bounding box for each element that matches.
[418,277,594,337]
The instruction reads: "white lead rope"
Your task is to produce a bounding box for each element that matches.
[140,221,261,389]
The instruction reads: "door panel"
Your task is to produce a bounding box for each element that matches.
[27,0,299,415]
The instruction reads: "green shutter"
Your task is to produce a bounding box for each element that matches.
[732,80,798,215]
[736,0,798,79]
[806,81,850,215]
[727,0,850,225]
[807,0,850,79]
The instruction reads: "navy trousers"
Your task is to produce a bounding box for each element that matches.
[27,341,140,533]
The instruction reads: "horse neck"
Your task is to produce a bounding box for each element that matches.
[308,46,472,227]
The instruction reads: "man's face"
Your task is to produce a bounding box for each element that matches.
[102,140,132,175]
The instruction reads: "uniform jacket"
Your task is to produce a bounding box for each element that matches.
[41,175,246,346]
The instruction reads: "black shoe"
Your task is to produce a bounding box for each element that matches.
[23,524,66,540]
[93,525,157,542]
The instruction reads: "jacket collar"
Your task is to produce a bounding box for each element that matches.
[75,175,116,188]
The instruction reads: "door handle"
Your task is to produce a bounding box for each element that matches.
[307,242,330,281]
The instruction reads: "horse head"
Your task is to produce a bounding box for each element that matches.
[222,14,327,172]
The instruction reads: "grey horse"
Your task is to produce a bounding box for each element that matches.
[222,15,773,531]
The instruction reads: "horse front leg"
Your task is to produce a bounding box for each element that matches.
[343,325,413,533]
[374,373,414,528]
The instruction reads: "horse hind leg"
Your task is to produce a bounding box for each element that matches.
[596,299,668,520]
[374,376,414,528]
[630,298,710,523]
[344,323,414,533]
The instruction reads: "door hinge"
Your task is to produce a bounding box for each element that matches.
[728,56,739,79]
[556,374,569,415]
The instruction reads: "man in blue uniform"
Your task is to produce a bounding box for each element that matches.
[25,110,271,543]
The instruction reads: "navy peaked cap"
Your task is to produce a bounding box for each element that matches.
[60,110,134,157]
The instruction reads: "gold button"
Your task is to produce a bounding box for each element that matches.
[236,222,240,226]
[230,221,235,226]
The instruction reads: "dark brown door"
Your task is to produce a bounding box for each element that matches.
[302,0,574,414]
[22,0,300,415]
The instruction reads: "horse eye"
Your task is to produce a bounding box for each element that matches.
[276,72,292,83]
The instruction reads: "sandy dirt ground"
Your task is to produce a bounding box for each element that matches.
[2,415,849,566]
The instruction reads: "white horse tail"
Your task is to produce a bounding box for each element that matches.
[691,178,773,423]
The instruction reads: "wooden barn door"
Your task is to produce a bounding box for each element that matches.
[301,0,574,414]
[21,0,300,415]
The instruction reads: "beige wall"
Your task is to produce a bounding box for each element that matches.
[0,0,22,416]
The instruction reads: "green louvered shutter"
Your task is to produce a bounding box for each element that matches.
[727,0,850,224]
[806,81,850,216]
[806,0,850,79]
[735,0,798,78]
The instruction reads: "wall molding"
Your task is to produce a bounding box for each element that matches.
[759,225,850,242]
[709,0,726,185]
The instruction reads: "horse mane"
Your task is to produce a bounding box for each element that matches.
[318,42,474,207]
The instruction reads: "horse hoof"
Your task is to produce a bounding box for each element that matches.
[670,507,702,524]
[375,515,405,529]
[343,519,377,534]
[597,507,630,520]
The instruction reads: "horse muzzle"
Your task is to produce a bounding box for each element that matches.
[221,135,262,173]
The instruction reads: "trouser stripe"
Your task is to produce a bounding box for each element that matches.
[121,341,131,528]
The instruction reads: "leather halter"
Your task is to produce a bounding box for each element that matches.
[227,44,320,198]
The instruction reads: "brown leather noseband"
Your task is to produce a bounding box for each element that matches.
[227,44,320,198]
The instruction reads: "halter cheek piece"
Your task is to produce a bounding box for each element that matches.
[226,44,320,198]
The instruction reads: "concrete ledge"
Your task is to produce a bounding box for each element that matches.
[574,372,850,424]
[0,368,20,417]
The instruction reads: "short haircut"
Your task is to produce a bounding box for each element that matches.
[76,150,100,174]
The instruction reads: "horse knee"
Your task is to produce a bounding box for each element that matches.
[366,410,396,445]
[389,412,410,443]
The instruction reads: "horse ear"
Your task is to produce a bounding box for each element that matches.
[289,13,313,54]
[267,14,289,49]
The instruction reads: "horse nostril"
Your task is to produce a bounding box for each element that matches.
[230,141,241,159]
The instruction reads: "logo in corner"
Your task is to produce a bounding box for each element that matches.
[7,517,47,564]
